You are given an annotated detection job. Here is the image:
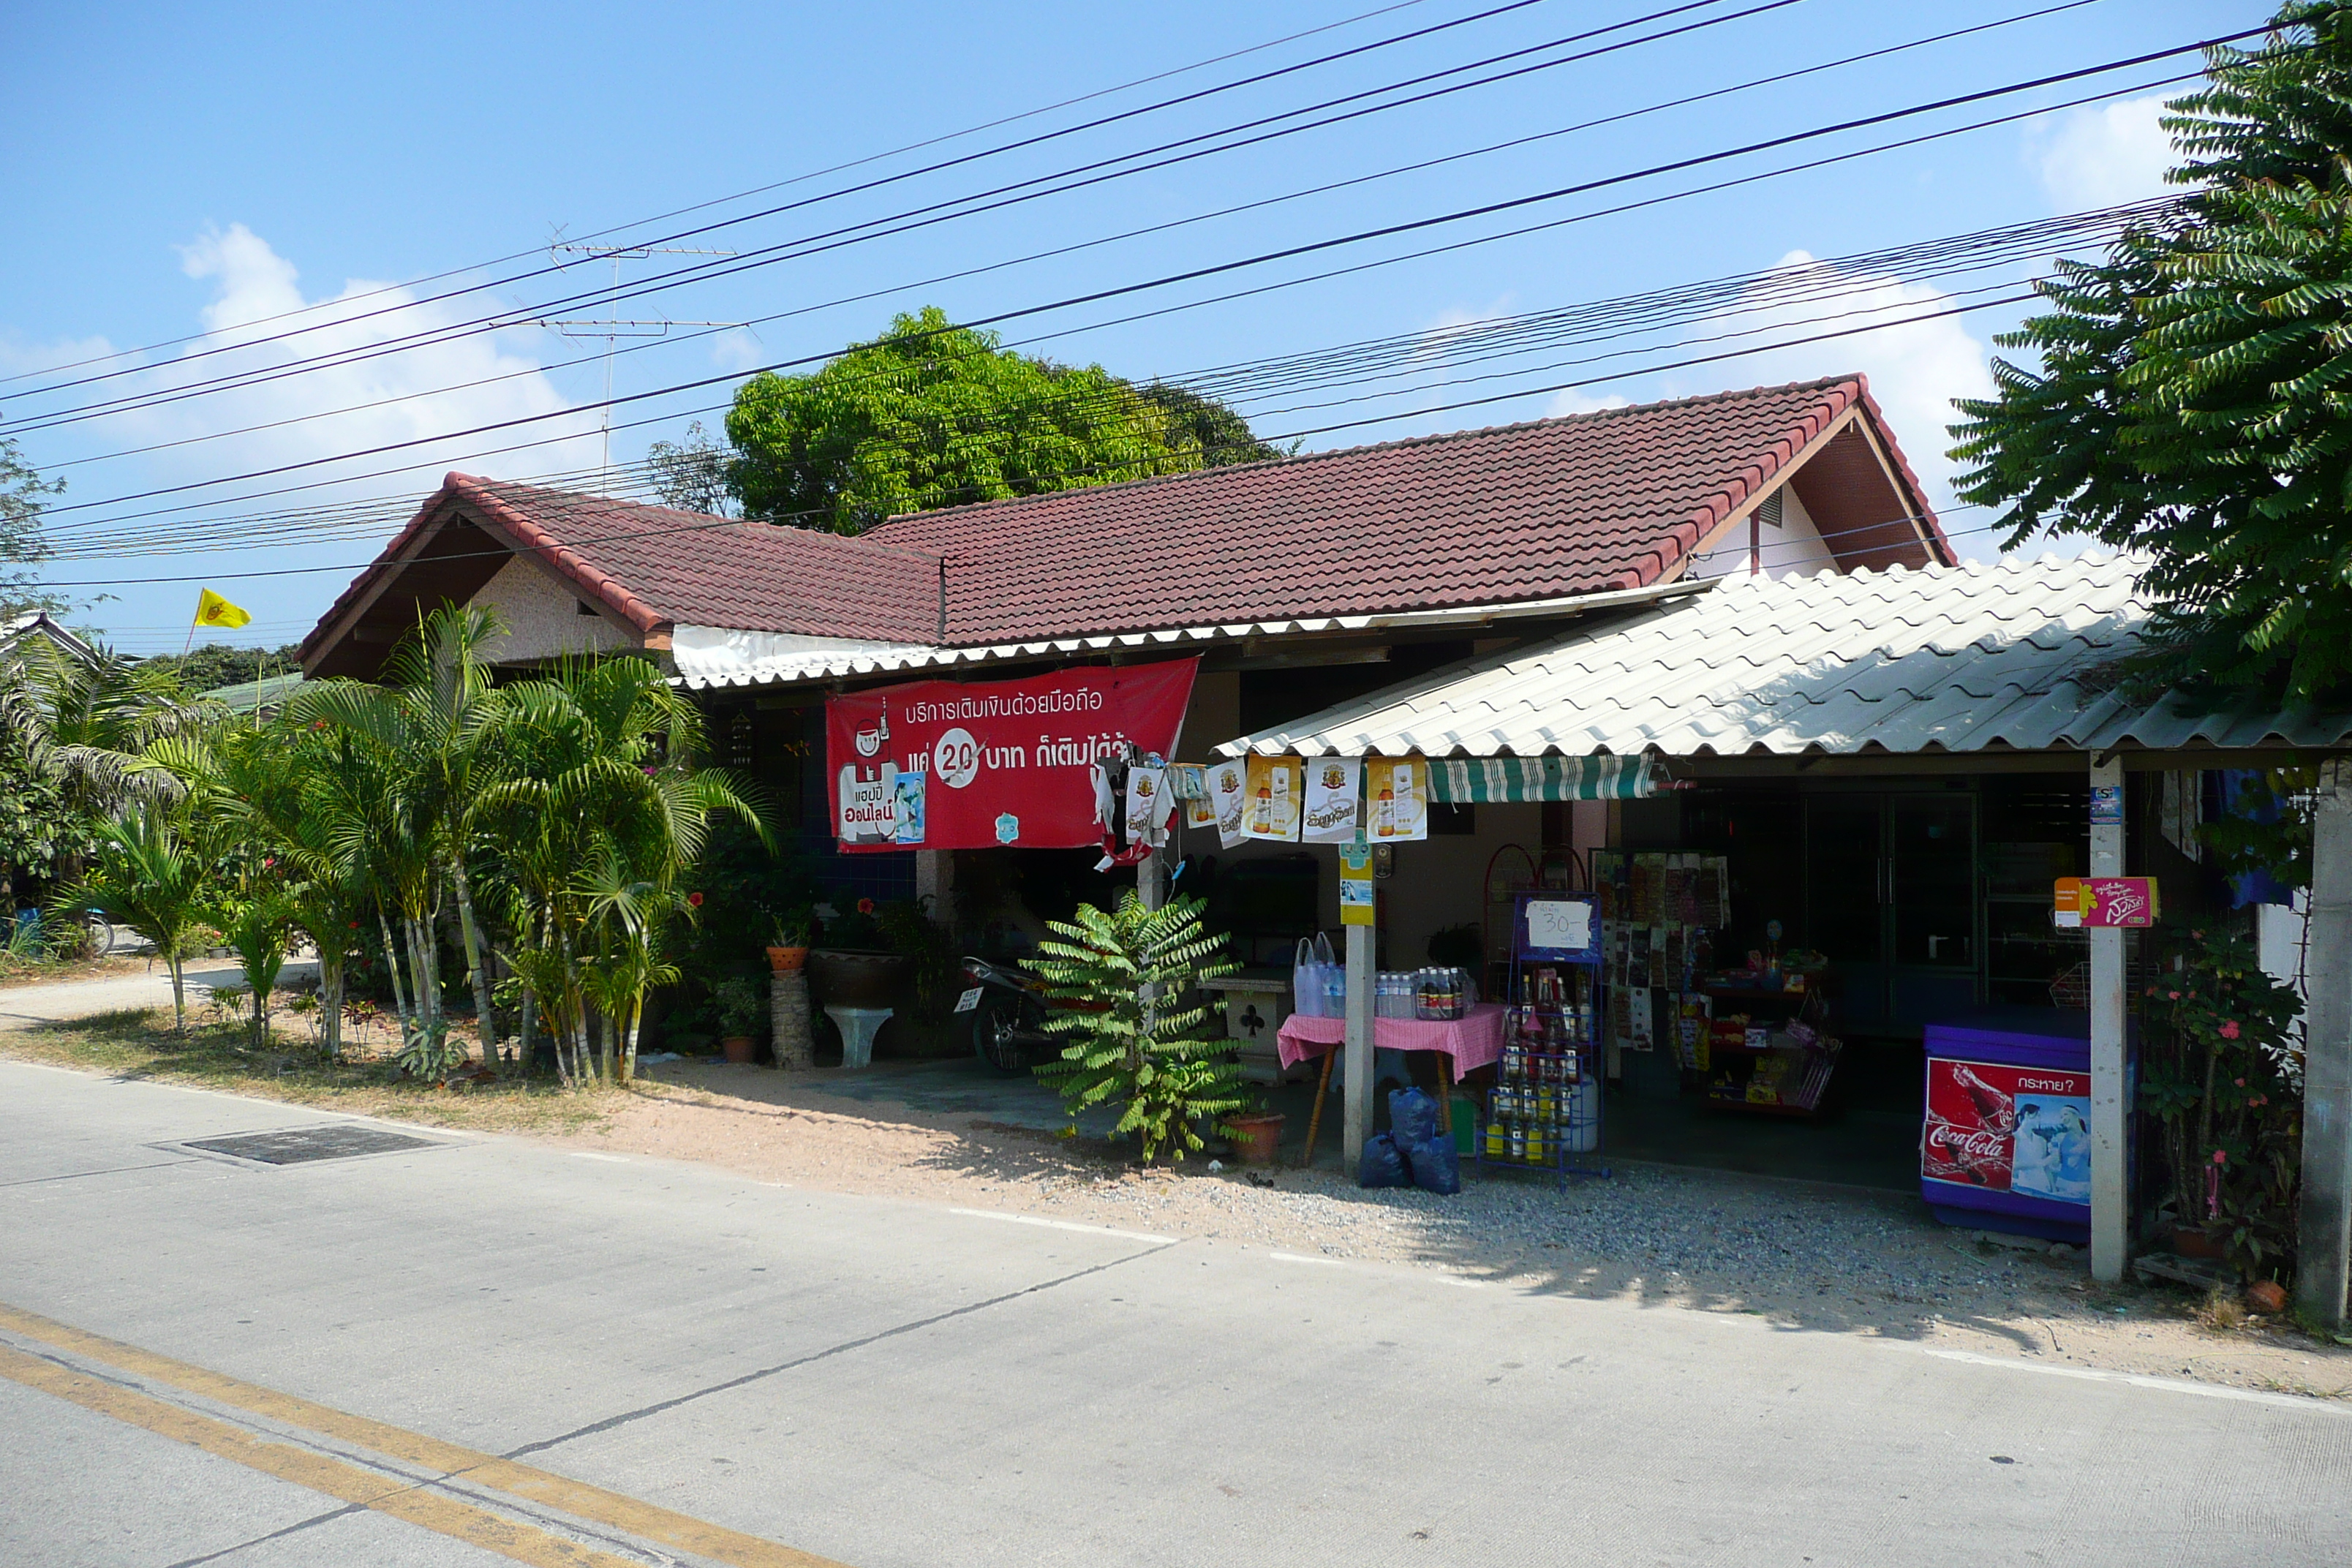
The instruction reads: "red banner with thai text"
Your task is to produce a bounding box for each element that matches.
[826,660,1197,852]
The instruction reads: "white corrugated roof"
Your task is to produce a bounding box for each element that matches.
[1217,554,2352,760]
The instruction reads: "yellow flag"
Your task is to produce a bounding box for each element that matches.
[195,589,252,630]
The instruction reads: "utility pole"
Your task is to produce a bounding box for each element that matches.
[533,237,743,492]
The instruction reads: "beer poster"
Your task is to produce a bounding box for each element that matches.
[1207,758,1251,847]
[1922,1058,2092,1206]
[1365,755,1428,842]
[1243,754,1303,843]
[1300,756,1362,844]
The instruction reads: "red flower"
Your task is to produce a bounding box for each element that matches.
[856,897,876,916]
[2212,1150,2228,1166]
[2220,1020,2240,1039]
[687,891,704,908]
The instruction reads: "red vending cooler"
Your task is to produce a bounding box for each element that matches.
[1921,1008,2108,1243]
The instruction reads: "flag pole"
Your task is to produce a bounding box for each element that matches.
[181,591,201,659]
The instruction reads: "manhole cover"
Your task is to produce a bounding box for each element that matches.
[182,1125,441,1165]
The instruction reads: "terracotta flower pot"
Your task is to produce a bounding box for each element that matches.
[721,1035,756,1064]
[766,946,808,973]
[807,949,911,1008]
[1226,1111,1286,1167]
[2173,1226,2228,1260]
[2245,1278,2289,1315]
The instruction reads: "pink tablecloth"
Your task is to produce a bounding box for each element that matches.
[1275,1003,1507,1083]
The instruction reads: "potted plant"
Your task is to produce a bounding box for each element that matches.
[712,976,764,1063]
[807,898,913,1009]
[766,907,812,973]
[1224,1096,1287,1167]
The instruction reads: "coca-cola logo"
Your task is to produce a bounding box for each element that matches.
[1926,1123,2009,1161]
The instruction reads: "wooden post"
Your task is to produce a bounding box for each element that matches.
[2299,759,2352,1329]
[2089,755,2128,1284]
[1342,921,1374,1177]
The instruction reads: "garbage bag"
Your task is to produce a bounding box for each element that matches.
[1357,1131,1410,1188]
[1387,1085,1439,1150]
[1406,1136,1462,1196]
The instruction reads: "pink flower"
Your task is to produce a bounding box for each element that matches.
[2168,991,2181,1000]
[2212,1150,2228,1166]
[2220,1021,2240,1039]
[857,897,875,916]
[2234,1077,2246,1088]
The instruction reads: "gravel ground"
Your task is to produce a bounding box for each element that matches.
[559,1061,2352,1401]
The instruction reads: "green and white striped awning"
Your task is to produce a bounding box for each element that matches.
[1427,754,1654,803]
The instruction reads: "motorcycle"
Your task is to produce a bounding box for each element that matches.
[957,956,1062,1074]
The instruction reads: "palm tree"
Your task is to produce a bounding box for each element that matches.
[577,842,688,1084]
[1,639,203,860]
[56,807,208,1033]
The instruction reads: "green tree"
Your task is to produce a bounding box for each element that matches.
[723,306,1272,532]
[1,639,203,829]
[140,642,304,698]
[1,432,64,618]
[1950,4,2352,698]
[1029,891,1246,1164]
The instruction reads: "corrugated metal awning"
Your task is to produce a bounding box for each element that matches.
[1429,755,1653,802]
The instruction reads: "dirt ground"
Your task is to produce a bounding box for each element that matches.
[555,1060,2352,1402]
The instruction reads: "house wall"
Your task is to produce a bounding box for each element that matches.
[467,555,634,663]
[1683,482,1839,579]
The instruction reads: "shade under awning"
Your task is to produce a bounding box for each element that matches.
[1428,754,1654,802]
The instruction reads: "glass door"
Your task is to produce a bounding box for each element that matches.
[1806,798,1888,1028]
[1891,796,1978,1022]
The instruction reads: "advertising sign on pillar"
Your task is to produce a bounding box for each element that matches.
[826,660,1196,852]
[1339,842,1376,927]
[2053,877,2160,929]
[1365,755,1428,842]
[1245,755,1304,842]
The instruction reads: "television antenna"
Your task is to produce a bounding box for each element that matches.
[531,236,747,489]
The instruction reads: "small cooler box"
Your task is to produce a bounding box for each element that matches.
[1921,1007,2106,1244]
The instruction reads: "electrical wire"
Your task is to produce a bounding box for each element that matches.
[31,0,2111,475]
[0,0,1787,433]
[23,37,2239,522]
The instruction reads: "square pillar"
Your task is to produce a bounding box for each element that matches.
[2299,759,2352,1328]
[915,850,955,921]
[2089,755,2129,1283]
[1341,921,1374,1177]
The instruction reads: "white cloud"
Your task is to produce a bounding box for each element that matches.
[709,326,766,373]
[2030,94,2179,210]
[1691,250,1999,559]
[1546,388,1631,418]
[118,224,601,496]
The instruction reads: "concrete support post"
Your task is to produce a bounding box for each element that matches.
[1137,852,1165,913]
[915,850,954,922]
[1341,921,1374,1177]
[2298,760,2352,1328]
[2089,755,2129,1284]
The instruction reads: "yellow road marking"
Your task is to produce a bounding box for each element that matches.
[0,1302,847,1568]
[0,1344,638,1568]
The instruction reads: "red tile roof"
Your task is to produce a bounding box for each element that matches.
[872,374,1948,644]
[301,376,1947,670]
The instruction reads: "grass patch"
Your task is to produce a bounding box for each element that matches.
[0,1008,614,1137]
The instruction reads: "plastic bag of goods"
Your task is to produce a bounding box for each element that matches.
[1358,1132,1411,1188]
[1292,932,1338,1017]
[1407,1136,1462,1195]
[1387,1085,1439,1150]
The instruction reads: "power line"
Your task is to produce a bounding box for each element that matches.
[19,283,2066,589]
[0,0,1444,388]
[34,0,2103,478]
[1,0,1786,436]
[26,36,2236,522]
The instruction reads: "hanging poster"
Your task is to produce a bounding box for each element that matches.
[1244,755,1304,842]
[1126,765,1172,849]
[1171,764,1217,830]
[1365,755,1428,842]
[1207,758,1251,847]
[1301,756,1362,844]
[892,770,927,846]
[827,659,1196,852]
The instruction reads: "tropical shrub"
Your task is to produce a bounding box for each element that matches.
[1030,892,1245,1164]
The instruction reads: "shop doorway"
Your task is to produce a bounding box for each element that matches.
[1804,792,1979,1033]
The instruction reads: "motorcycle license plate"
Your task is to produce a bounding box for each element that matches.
[954,987,985,1014]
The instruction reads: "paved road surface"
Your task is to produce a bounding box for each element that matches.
[1,1059,2345,1567]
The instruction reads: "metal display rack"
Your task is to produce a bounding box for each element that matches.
[1477,891,1607,1182]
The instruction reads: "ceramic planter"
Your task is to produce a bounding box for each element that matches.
[721,1035,757,1064]
[766,946,809,973]
[807,949,911,1008]
[1226,1111,1286,1166]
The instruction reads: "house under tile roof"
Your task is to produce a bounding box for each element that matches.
[1217,553,2352,764]
[300,374,1950,679]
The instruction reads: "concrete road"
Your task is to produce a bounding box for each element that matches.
[0,959,319,1029]
[1,1059,2346,1568]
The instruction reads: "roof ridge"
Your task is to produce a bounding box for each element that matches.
[871,373,1865,532]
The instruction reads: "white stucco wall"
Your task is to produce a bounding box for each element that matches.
[467,555,634,663]
[1684,482,1839,579]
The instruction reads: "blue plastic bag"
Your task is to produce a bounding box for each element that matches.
[1406,1136,1461,1196]
[1387,1086,1438,1150]
[1358,1131,1410,1188]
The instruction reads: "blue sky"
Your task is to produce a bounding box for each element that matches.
[0,0,2269,652]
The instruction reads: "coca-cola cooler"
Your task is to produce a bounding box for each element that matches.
[1921,1008,2115,1243]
